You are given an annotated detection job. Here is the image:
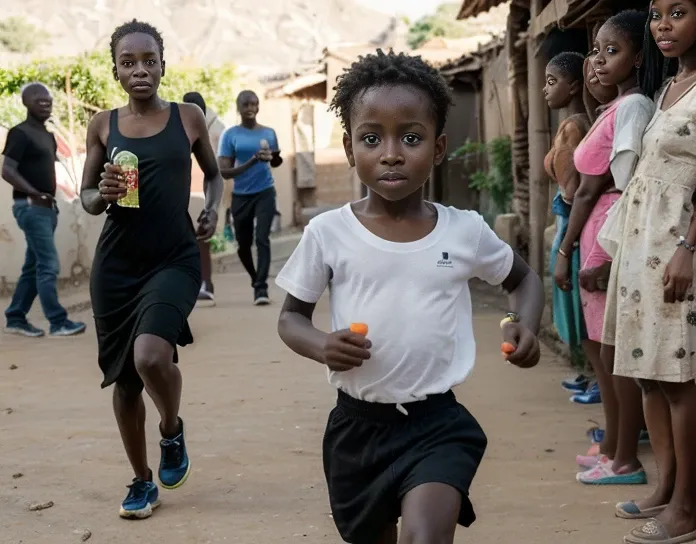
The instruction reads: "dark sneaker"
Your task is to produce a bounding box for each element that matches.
[587,427,605,444]
[4,322,45,337]
[570,382,601,405]
[588,427,650,445]
[196,287,215,308]
[253,288,270,306]
[562,374,590,393]
[158,418,191,489]
[119,476,160,520]
[49,320,86,337]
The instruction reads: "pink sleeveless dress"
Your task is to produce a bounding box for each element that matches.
[573,100,623,342]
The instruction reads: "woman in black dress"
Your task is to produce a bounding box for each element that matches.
[80,20,222,519]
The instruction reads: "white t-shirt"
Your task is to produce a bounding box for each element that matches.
[275,202,514,404]
[610,94,656,191]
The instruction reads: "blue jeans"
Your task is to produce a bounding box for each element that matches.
[5,200,68,328]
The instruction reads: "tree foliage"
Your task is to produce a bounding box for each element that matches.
[407,4,469,49]
[450,137,513,214]
[0,17,49,54]
[0,50,237,139]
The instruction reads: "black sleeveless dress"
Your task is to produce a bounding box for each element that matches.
[91,103,201,389]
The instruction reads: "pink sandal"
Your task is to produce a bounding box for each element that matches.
[577,457,648,485]
[576,444,602,469]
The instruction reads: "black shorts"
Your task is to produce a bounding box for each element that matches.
[323,390,487,544]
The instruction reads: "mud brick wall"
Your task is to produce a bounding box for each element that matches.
[313,148,356,205]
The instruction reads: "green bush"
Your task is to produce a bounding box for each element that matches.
[450,136,514,214]
[0,17,49,54]
[0,50,237,133]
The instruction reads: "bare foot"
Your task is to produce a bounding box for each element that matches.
[632,489,672,511]
[612,460,643,475]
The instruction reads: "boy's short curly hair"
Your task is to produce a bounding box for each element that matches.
[110,19,164,65]
[329,49,453,136]
[547,52,585,83]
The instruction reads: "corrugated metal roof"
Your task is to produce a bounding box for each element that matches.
[457,0,510,19]
[437,35,506,76]
[531,0,612,36]
[323,40,491,69]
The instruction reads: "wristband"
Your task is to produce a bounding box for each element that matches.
[678,236,696,253]
[500,312,520,329]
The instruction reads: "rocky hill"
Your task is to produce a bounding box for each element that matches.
[1,0,396,74]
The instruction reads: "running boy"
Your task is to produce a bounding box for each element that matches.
[276,50,545,544]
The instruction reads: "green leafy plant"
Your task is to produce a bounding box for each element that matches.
[0,17,49,54]
[209,233,227,254]
[450,136,513,214]
[0,50,237,132]
[407,4,466,49]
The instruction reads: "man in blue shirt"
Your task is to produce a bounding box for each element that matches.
[218,90,282,305]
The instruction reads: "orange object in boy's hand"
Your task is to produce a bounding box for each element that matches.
[501,342,516,353]
[500,323,540,368]
[322,326,371,372]
[350,323,369,336]
[501,342,516,359]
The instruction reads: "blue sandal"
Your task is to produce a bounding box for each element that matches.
[616,501,667,520]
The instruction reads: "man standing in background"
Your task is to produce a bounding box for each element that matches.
[2,83,86,337]
[183,92,225,307]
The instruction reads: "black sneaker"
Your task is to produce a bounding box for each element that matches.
[253,288,270,306]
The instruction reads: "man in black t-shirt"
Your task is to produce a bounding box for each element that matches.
[2,83,86,337]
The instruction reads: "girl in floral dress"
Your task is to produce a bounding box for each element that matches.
[598,1,696,540]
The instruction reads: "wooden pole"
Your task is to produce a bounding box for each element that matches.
[526,0,551,275]
[64,70,80,192]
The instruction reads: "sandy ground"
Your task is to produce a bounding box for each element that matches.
[0,272,655,544]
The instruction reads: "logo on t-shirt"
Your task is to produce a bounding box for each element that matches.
[437,251,453,268]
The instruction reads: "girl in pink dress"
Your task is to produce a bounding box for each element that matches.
[554,10,656,485]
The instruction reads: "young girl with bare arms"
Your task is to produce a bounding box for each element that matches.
[598,1,696,540]
[80,20,222,519]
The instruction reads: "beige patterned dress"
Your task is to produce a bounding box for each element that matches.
[599,82,696,382]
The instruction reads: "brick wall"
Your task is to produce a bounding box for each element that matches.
[314,147,356,205]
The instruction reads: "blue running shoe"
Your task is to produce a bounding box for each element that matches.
[588,428,650,444]
[562,374,590,392]
[588,427,605,443]
[49,320,86,337]
[119,476,160,519]
[158,418,191,489]
[4,322,45,337]
[571,382,601,404]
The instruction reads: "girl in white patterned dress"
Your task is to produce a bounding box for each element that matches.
[597,1,696,541]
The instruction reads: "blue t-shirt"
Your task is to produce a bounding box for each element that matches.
[218,125,279,195]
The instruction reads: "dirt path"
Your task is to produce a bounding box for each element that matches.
[0,273,654,543]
